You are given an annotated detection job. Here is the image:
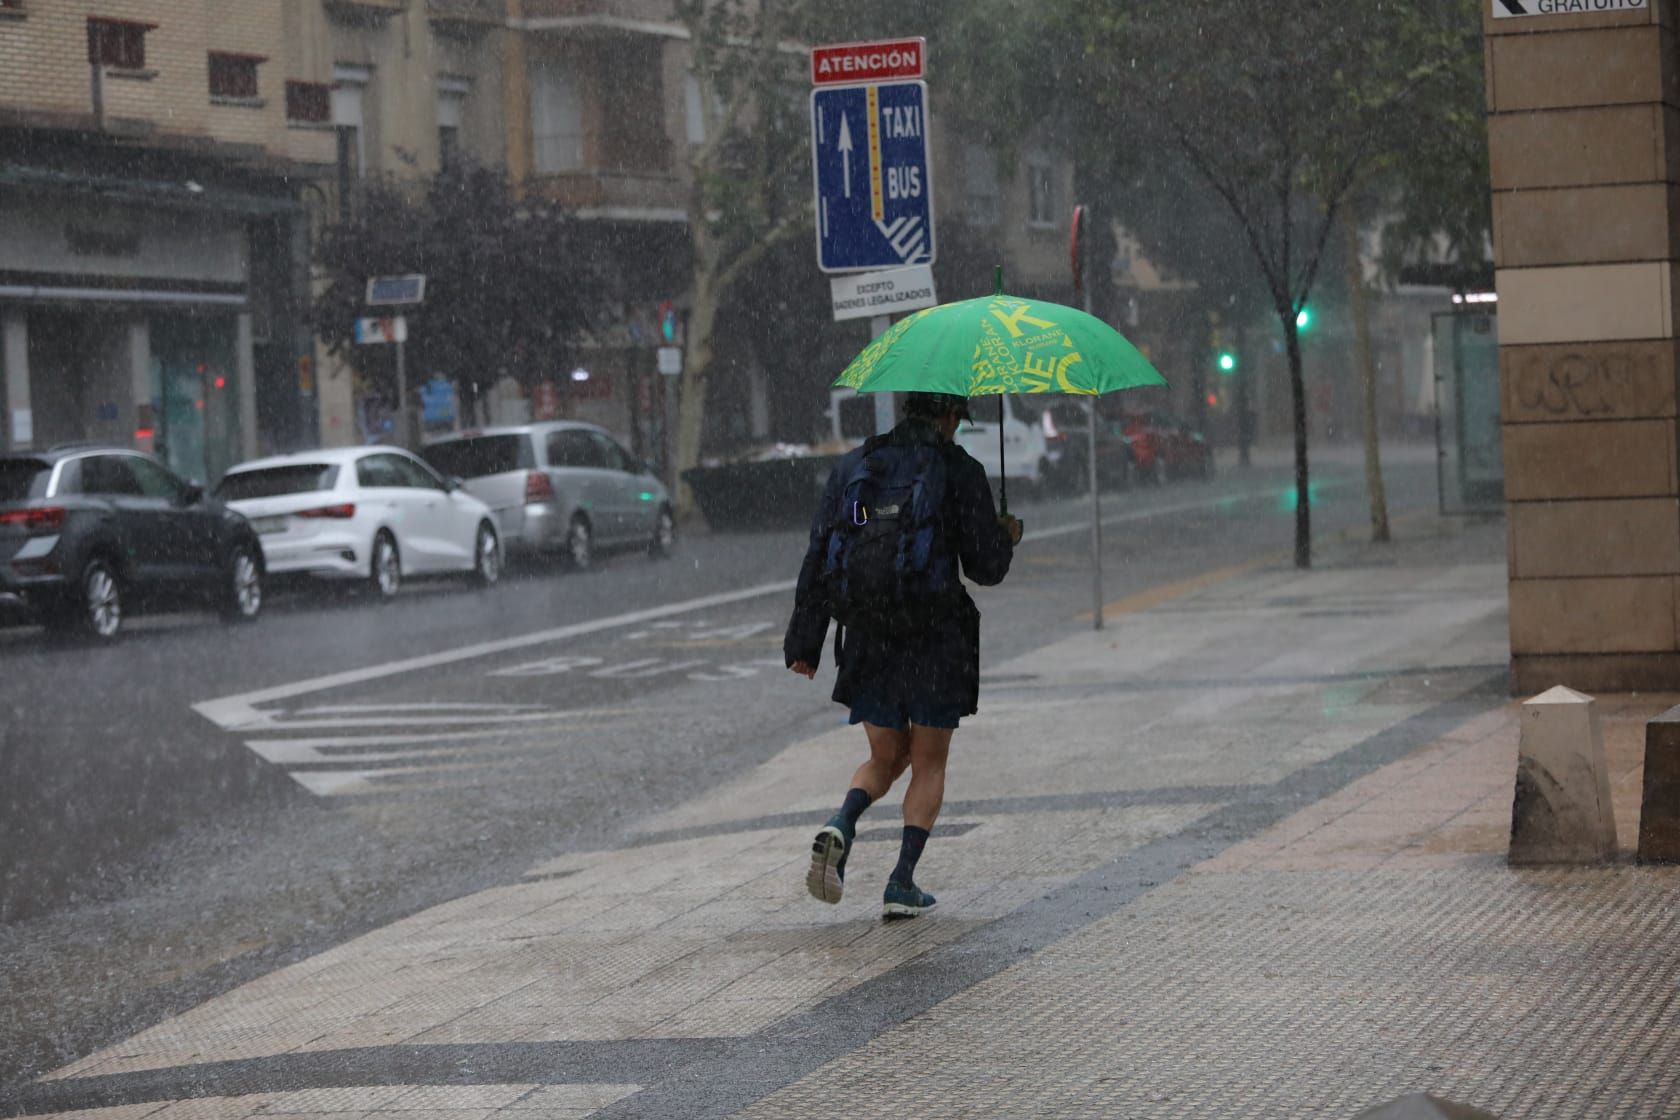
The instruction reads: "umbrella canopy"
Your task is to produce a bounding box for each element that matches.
[833,291,1168,398]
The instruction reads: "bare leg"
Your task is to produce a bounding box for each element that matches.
[901,725,953,831]
[850,723,911,800]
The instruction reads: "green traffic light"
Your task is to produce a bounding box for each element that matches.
[1217,352,1237,373]
[1295,306,1312,331]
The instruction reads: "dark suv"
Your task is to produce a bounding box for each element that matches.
[0,447,265,639]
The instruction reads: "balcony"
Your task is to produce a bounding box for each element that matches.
[526,169,686,222]
[517,0,684,34]
[428,0,503,33]
[323,0,404,27]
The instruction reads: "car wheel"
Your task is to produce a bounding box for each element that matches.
[566,516,593,571]
[648,506,675,559]
[61,557,123,640]
[219,544,263,623]
[370,532,401,600]
[471,521,501,587]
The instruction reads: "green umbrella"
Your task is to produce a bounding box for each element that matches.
[833,271,1169,508]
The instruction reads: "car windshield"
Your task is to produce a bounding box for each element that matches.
[422,435,533,478]
[215,464,340,501]
[0,459,52,502]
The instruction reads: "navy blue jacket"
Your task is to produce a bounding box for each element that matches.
[783,418,1015,717]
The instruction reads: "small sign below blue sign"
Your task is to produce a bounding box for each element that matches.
[811,80,935,274]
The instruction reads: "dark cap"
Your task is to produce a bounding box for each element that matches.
[904,392,973,422]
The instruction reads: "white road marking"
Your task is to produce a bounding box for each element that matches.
[193,582,803,731]
[195,481,1319,733]
[292,702,550,715]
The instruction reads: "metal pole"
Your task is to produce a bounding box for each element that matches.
[395,335,409,449]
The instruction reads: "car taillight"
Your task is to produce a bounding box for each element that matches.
[0,507,66,532]
[295,503,356,519]
[525,470,554,502]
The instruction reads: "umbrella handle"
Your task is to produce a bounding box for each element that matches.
[997,394,1008,515]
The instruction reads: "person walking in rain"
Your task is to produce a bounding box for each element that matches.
[785,391,1021,919]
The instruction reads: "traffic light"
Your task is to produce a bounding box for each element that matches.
[659,301,679,343]
[1295,305,1313,332]
[1217,351,1237,374]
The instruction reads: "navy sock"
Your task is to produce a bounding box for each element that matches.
[891,825,930,886]
[837,788,873,835]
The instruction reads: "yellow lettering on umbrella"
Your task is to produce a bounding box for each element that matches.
[989,304,1056,338]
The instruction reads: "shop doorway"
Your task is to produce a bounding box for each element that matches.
[151,316,238,485]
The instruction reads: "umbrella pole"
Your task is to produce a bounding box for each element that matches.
[997,394,1007,515]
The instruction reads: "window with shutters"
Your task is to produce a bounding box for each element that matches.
[285,81,331,123]
[530,63,584,173]
[87,18,152,70]
[209,53,263,101]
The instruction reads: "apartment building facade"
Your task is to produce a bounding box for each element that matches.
[0,0,1084,477]
[0,0,341,484]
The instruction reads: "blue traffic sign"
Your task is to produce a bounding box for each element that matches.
[811,80,935,273]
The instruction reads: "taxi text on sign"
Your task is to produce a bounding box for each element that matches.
[810,80,935,273]
[1491,0,1645,15]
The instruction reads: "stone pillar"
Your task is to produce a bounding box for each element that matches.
[1,308,28,451]
[1509,685,1617,865]
[1487,4,1680,693]
[126,317,153,455]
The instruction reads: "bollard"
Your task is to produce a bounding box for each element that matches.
[1637,704,1680,862]
[1509,685,1617,865]
[1352,1093,1500,1119]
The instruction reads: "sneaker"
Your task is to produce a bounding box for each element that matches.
[806,815,851,904]
[882,879,936,920]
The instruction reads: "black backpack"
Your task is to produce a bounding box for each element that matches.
[819,436,957,635]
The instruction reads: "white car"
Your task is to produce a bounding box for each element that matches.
[953,394,1051,486]
[215,446,502,598]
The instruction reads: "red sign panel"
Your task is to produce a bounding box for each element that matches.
[810,37,925,86]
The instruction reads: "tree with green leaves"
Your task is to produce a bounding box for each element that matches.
[313,162,597,432]
[1075,0,1481,567]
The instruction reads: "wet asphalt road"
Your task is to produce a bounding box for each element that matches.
[0,446,1444,1094]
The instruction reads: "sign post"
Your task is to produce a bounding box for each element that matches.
[811,38,936,438]
[365,275,426,447]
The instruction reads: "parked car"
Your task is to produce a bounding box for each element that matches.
[421,423,674,570]
[1118,412,1213,482]
[215,446,501,599]
[952,395,1051,489]
[0,446,264,639]
[1038,400,1135,494]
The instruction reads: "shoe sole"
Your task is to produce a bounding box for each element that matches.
[806,826,846,904]
[882,898,936,921]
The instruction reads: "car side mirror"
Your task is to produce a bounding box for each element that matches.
[446,476,465,492]
[181,483,204,505]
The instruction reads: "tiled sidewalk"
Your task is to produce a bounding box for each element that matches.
[10,519,1680,1120]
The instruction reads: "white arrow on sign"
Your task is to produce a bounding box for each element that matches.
[837,112,854,199]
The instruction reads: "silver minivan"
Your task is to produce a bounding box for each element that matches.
[421,422,673,569]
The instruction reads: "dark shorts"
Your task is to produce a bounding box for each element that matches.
[847,697,962,731]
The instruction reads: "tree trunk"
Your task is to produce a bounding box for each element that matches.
[672,259,721,518]
[1343,207,1390,543]
[1284,312,1311,569]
